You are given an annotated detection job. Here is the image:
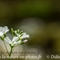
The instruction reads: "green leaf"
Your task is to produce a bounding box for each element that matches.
[11,28,14,33]
[17,29,20,33]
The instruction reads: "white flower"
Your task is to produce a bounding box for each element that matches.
[0,26,9,36]
[4,29,29,46]
[15,31,29,39]
[4,36,21,46]
[12,36,19,42]
[14,31,29,39]
[14,31,21,37]
[4,36,28,46]
[23,40,27,43]
[21,32,29,39]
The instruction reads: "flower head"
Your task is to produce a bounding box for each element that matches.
[23,40,27,43]
[21,32,29,39]
[4,32,29,47]
[0,26,9,36]
[4,28,29,47]
[4,36,21,46]
[0,26,30,57]
[11,29,29,38]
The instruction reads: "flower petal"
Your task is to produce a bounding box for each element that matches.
[0,26,9,35]
[14,31,21,37]
[12,36,19,42]
[4,37,12,44]
[3,26,9,33]
[23,40,28,43]
[0,32,3,36]
[21,32,29,39]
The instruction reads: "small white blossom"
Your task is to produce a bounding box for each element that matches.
[21,32,29,39]
[14,31,29,39]
[4,37,21,46]
[14,31,21,37]
[0,26,9,36]
[23,40,27,43]
[12,36,19,42]
[14,29,29,39]
[15,31,29,39]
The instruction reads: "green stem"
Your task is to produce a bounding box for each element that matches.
[3,41,9,55]
[9,45,19,57]
[9,47,13,57]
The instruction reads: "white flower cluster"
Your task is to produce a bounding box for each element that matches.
[0,26,29,47]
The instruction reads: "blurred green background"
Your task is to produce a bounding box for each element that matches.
[0,0,60,60]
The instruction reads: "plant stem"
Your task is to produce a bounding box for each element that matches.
[9,47,13,57]
[3,41,9,55]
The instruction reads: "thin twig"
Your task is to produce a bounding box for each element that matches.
[3,41,9,55]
